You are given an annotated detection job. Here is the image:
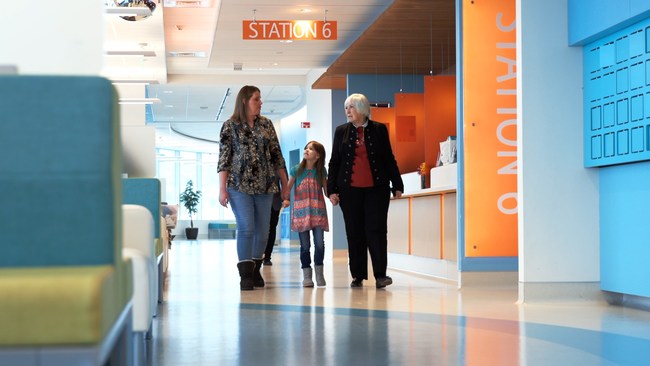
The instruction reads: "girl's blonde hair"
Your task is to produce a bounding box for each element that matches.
[296,141,327,186]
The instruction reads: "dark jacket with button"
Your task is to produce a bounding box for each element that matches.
[327,120,404,196]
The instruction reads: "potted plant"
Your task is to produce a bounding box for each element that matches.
[179,180,202,240]
[417,162,427,189]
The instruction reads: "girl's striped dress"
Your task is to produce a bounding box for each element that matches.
[290,166,329,232]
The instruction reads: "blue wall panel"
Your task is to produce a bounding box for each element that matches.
[584,18,650,167]
[569,0,650,46]
[347,74,426,106]
[600,161,650,297]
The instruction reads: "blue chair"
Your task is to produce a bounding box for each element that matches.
[123,178,167,305]
[0,75,134,365]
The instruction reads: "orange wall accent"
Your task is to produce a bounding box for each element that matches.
[371,106,395,143]
[394,93,425,173]
[463,0,518,257]
[424,76,457,186]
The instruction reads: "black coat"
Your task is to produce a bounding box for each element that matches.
[327,120,404,196]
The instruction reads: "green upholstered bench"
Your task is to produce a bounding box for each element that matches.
[0,265,132,345]
[0,75,134,365]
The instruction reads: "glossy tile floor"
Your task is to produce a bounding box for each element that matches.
[150,240,650,366]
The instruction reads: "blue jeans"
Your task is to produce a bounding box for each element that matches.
[298,227,325,268]
[227,188,273,261]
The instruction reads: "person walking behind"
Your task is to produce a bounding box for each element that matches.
[218,85,288,291]
[283,141,329,287]
[263,175,284,266]
[327,93,403,289]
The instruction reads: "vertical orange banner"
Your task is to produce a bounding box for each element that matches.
[463,0,518,257]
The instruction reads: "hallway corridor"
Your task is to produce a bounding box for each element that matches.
[150,240,650,365]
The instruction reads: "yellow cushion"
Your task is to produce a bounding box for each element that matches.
[155,237,163,257]
[0,265,129,346]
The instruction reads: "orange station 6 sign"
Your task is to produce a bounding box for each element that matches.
[243,20,337,40]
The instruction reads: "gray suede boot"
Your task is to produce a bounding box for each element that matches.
[237,261,255,291]
[302,267,314,287]
[314,265,326,286]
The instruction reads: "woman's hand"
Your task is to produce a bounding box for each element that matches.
[219,190,229,207]
[329,193,340,206]
[394,191,403,199]
[281,187,290,201]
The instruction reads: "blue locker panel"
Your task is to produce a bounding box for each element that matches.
[584,19,650,167]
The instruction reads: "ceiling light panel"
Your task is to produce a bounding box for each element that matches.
[106,50,157,57]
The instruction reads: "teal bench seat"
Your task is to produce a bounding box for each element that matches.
[208,221,237,239]
[0,75,134,365]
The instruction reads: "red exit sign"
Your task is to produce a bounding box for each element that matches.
[301,121,311,128]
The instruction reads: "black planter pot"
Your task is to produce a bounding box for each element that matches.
[185,227,199,240]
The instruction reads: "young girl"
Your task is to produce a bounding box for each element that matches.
[283,141,329,287]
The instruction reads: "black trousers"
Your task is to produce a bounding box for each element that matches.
[338,185,391,280]
[264,207,281,260]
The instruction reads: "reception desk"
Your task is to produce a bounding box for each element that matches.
[387,164,458,282]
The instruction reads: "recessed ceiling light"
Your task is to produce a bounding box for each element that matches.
[111,79,159,85]
[119,98,161,105]
[106,50,156,57]
[105,7,152,17]
[174,0,203,7]
[299,8,311,13]
[280,40,293,44]
[168,51,206,58]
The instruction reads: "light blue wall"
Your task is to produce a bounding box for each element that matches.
[600,162,650,297]
[571,1,650,297]
[569,0,650,45]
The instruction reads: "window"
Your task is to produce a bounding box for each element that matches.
[156,148,232,221]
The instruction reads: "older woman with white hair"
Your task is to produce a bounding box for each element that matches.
[327,93,403,288]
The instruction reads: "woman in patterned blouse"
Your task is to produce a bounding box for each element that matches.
[217,85,289,291]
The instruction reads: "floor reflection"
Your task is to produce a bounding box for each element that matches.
[151,240,650,366]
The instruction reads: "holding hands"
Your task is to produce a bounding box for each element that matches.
[329,193,340,206]
[281,185,291,208]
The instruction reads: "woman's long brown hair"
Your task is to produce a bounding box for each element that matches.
[229,85,260,123]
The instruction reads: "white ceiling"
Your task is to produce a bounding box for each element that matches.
[103,0,393,153]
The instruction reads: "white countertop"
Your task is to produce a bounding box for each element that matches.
[399,163,457,197]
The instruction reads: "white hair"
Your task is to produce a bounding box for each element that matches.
[344,93,371,119]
